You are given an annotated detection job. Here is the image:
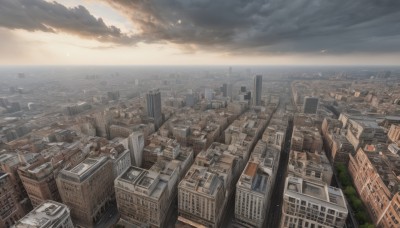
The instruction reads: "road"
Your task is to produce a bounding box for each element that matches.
[94,202,120,228]
[264,117,294,228]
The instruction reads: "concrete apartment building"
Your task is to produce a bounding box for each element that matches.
[291,126,323,153]
[158,108,229,155]
[115,166,169,228]
[288,150,333,185]
[18,162,61,207]
[322,117,354,164]
[262,118,288,151]
[338,114,387,150]
[0,172,24,228]
[178,165,226,228]
[115,139,193,227]
[281,177,348,228]
[235,141,281,227]
[56,156,115,228]
[14,201,74,228]
[348,147,400,227]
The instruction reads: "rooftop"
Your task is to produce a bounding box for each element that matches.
[285,177,346,209]
[116,166,167,200]
[14,201,70,228]
[58,156,108,182]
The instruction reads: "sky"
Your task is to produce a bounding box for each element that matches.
[1,0,400,66]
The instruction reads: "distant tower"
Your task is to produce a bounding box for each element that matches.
[204,88,214,101]
[303,96,319,114]
[253,75,262,106]
[221,84,228,97]
[128,132,144,167]
[146,89,162,129]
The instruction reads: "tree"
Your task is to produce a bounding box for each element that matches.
[344,186,356,196]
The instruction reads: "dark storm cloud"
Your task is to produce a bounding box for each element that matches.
[102,0,400,54]
[0,0,136,44]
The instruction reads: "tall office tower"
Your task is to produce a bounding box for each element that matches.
[18,162,61,207]
[115,167,169,227]
[56,157,115,228]
[14,201,74,228]
[221,83,233,99]
[302,96,319,114]
[221,83,228,97]
[0,172,25,228]
[281,177,348,228]
[253,75,262,106]
[146,89,162,129]
[127,132,144,167]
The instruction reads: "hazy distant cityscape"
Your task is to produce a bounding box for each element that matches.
[0,66,399,228]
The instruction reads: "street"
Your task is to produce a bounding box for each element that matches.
[264,117,293,228]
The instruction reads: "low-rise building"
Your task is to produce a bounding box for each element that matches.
[288,150,333,185]
[14,201,73,228]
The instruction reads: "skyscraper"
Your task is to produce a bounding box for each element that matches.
[253,75,262,106]
[302,96,319,114]
[146,89,162,129]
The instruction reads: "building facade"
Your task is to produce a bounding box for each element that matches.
[348,147,400,227]
[56,157,115,227]
[115,166,169,228]
[281,177,348,228]
[0,172,25,228]
[178,165,225,228]
[18,162,61,207]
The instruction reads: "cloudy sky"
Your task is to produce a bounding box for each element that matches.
[1,0,400,65]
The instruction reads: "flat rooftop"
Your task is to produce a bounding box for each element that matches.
[286,177,346,208]
[14,201,69,228]
[117,166,166,200]
[59,156,108,182]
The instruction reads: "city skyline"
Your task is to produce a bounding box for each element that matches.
[1,0,400,66]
